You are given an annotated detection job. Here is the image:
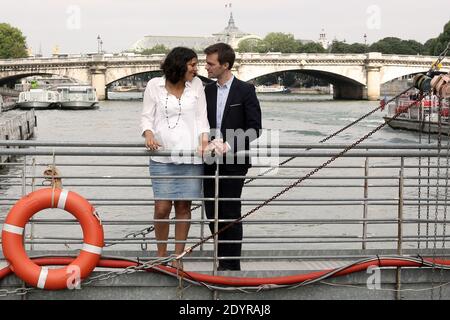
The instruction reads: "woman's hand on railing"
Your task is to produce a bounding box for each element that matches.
[197,133,210,157]
[144,131,161,151]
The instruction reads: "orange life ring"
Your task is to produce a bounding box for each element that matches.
[1,188,104,290]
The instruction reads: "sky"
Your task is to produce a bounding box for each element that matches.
[1,0,449,56]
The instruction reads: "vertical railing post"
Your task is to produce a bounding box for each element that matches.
[30,157,36,252]
[200,199,205,252]
[21,155,26,196]
[362,156,369,250]
[213,160,220,273]
[212,158,220,300]
[22,155,34,252]
[396,157,405,300]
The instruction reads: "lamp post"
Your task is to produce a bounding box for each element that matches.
[364,33,368,51]
[97,35,102,54]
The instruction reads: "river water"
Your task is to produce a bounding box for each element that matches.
[0,93,445,252]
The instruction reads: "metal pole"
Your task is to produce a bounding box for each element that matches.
[213,158,220,300]
[21,155,28,301]
[30,156,36,252]
[200,200,205,252]
[362,156,369,250]
[396,157,404,300]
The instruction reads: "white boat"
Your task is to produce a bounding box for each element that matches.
[16,89,60,109]
[383,94,450,134]
[56,85,98,110]
[112,85,140,92]
[255,85,290,93]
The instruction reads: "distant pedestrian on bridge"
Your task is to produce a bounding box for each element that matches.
[141,47,210,269]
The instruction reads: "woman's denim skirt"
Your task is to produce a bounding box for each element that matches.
[149,160,203,200]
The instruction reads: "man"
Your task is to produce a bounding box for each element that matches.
[203,43,262,271]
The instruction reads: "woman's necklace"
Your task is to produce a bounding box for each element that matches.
[164,92,182,129]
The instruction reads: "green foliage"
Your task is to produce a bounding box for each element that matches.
[0,23,28,59]
[329,41,367,53]
[368,37,425,55]
[299,42,326,53]
[424,38,437,55]
[263,32,300,53]
[427,20,450,56]
[237,38,267,53]
[238,33,325,53]
[138,44,170,55]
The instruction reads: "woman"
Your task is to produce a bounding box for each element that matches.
[140,47,209,268]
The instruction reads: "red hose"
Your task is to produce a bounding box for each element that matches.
[0,256,448,288]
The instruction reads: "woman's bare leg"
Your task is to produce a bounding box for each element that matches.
[154,200,173,257]
[173,200,192,265]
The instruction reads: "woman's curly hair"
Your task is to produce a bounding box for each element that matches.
[161,47,197,84]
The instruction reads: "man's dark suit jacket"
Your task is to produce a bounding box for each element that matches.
[204,77,262,171]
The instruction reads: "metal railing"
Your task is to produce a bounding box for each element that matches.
[0,141,449,268]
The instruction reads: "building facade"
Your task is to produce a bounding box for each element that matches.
[129,13,261,52]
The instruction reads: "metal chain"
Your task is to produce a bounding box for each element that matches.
[184,96,425,254]
[416,41,450,248]
[431,99,443,300]
[417,101,424,249]
[0,287,34,298]
[113,87,416,245]
[3,46,449,291]
[426,105,432,249]
[428,42,450,76]
[81,256,176,286]
[439,119,450,299]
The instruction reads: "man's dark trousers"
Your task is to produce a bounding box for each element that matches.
[204,164,248,270]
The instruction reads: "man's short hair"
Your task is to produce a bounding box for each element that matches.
[204,43,235,70]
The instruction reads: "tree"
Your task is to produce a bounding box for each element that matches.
[138,44,170,55]
[237,38,267,53]
[427,20,450,56]
[424,38,437,56]
[0,23,28,59]
[330,40,352,53]
[403,40,426,55]
[348,43,368,53]
[299,42,326,53]
[369,37,424,55]
[368,37,401,53]
[263,32,300,53]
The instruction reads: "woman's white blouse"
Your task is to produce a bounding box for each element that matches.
[141,76,210,164]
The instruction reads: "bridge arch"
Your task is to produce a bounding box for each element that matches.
[0,72,83,87]
[105,65,162,86]
[238,64,366,86]
[381,66,450,84]
[245,68,366,100]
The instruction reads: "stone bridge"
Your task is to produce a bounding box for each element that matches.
[0,52,448,100]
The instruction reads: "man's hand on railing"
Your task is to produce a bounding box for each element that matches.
[206,138,230,156]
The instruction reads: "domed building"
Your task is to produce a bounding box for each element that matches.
[129,12,261,52]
